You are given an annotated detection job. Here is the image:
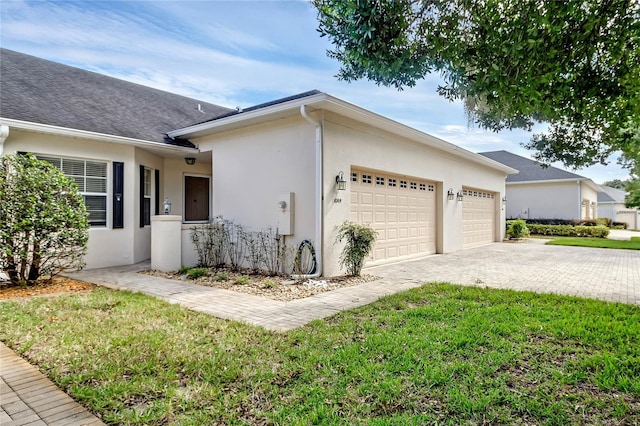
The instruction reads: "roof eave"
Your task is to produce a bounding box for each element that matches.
[168,93,518,175]
[1,117,200,154]
[508,177,603,192]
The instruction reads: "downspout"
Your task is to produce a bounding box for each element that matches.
[294,105,323,279]
[0,125,9,155]
[577,180,582,219]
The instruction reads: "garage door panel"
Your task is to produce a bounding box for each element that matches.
[352,168,437,263]
[462,187,496,248]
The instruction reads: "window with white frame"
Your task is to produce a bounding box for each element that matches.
[37,155,108,227]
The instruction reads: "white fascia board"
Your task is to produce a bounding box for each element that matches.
[508,177,603,192]
[168,92,518,176]
[1,117,200,154]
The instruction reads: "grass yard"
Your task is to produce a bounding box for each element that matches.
[1,285,639,425]
[546,236,640,250]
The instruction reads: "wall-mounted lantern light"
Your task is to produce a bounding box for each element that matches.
[457,190,464,202]
[590,202,596,207]
[185,157,196,165]
[447,188,455,201]
[336,171,347,190]
[163,197,172,214]
[581,200,587,206]
[502,196,507,205]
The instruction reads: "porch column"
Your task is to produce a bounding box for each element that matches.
[151,215,182,272]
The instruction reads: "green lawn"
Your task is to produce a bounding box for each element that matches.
[1,285,639,425]
[546,236,640,250]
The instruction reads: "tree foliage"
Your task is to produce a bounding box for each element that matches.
[603,178,640,208]
[0,154,89,285]
[313,0,640,171]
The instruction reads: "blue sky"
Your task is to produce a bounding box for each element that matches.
[0,0,630,183]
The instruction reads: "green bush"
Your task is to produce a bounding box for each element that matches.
[527,224,610,238]
[0,154,89,285]
[234,276,250,285]
[596,218,612,228]
[335,221,377,276]
[186,268,209,279]
[506,220,529,239]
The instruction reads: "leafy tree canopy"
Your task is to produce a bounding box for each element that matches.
[313,0,640,172]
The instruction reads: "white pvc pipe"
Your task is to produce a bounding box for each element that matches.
[293,105,323,279]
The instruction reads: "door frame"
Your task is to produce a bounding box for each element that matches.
[183,173,211,224]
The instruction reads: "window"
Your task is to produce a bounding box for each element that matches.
[428,184,435,192]
[376,176,385,186]
[362,174,372,184]
[400,180,407,188]
[37,155,107,227]
[419,183,426,191]
[143,168,152,226]
[410,182,417,190]
[351,172,358,182]
[388,178,397,187]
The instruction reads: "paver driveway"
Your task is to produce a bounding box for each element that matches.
[368,240,640,305]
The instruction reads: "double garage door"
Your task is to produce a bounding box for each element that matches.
[350,169,436,263]
[462,187,497,248]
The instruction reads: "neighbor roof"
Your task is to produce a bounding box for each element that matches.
[0,48,232,145]
[598,185,628,203]
[479,150,588,183]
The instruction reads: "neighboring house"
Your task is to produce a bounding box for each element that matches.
[480,150,602,221]
[1,49,516,276]
[598,186,639,229]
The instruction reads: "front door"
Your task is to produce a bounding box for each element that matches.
[184,176,210,222]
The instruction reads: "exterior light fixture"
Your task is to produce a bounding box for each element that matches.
[162,197,172,214]
[447,188,455,201]
[336,171,347,190]
[185,157,196,165]
[502,196,507,205]
[456,190,464,202]
[591,202,596,207]
[581,200,587,206]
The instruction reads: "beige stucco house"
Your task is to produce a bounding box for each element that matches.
[480,151,603,221]
[1,49,516,277]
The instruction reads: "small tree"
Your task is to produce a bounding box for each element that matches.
[335,221,377,276]
[0,154,89,285]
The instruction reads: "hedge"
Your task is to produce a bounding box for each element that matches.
[526,224,610,238]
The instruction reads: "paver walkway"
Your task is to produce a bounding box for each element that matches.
[68,240,639,332]
[0,343,104,426]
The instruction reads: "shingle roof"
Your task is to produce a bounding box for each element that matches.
[193,89,323,125]
[479,150,587,183]
[0,48,233,145]
[598,185,627,203]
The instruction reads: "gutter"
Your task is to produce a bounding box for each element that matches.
[292,105,323,279]
[0,118,200,154]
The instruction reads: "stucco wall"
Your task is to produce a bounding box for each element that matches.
[3,129,137,268]
[321,112,507,276]
[506,181,580,220]
[193,116,317,270]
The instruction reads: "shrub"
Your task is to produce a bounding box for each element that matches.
[527,224,609,238]
[506,220,529,239]
[178,265,190,275]
[214,273,228,282]
[186,268,208,279]
[259,227,287,276]
[190,220,227,268]
[0,154,89,285]
[596,218,612,228]
[262,278,277,288]
[242,231,264,274]
[612,222,628,229]
[224,220,245,272]
[335,221,377,276]
[234,276,250,285]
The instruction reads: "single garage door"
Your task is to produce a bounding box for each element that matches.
[350,168,436,263]
[462,187,496,248]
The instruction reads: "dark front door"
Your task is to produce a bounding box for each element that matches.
[184,176,210,222]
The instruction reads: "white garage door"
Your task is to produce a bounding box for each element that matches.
[462,187,496,248]
[350,169,436,263]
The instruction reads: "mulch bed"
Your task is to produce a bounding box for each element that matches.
[142,268,379,301]
[0,276,97,300]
